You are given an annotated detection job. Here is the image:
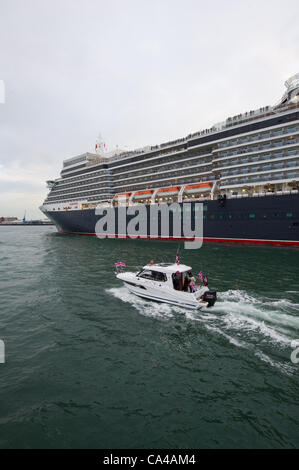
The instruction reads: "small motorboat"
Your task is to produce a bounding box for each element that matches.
[115,261,217,310]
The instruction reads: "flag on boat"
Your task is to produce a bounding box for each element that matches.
[115,261,126,267]
[203,275,208,286]
[175,253,180,265]
[198,271,204,281]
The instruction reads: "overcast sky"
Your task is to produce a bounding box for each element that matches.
[0,0,298,218]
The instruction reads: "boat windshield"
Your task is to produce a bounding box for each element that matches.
[137,269,167,282]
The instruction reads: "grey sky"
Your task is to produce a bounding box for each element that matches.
[0,0,298,218]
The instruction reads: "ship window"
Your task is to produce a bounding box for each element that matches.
[228,214,233,219]
[286,213,293,217]
[249,213,255,218]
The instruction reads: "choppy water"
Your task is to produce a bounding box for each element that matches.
[0,226,298,448]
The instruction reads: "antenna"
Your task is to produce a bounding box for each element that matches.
[95,133,106,155]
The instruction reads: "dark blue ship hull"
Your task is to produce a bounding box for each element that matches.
[44,194,299,245]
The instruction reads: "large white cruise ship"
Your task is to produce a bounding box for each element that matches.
[40,74,299,245]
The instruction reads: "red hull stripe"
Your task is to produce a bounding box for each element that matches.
[57,229,299,245]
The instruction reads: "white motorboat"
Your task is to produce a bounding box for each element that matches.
[115,262,217,310]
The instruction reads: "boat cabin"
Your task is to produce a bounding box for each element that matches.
[137,263,194,292]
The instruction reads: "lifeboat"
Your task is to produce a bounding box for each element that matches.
[132,189,154,200]
[114,192,132,199]
[184,182,213,193]
[156,186,181,199]
[113,192,132,206]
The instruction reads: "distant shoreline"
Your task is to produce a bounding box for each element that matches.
[0,222,54,226]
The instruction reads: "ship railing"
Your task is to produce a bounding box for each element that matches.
[228,188,298,199]
[93,103,299,168]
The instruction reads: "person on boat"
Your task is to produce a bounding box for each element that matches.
[189,276,196,292]
[173,271,182,290]
[148,260,155,265]
[173,274,179,290]
[183,274,191,292]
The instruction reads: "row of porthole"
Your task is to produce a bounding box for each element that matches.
[203,212,294,220]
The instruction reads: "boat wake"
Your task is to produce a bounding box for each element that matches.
[107,286,299,375]
[107,286,183,319]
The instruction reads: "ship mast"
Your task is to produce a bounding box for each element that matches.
[95,133,106,156]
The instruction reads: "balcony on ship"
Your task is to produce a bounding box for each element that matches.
[221,168,299,190]
[213,138,299,165]
[214,125,299,155]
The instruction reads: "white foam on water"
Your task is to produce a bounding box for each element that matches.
[204,324,249,349]
[184,309,217,323]
[263,298,299,314]
[255,351,295,376]
[214,290,299,343]
[107,287,182,319]
[108,285,298,374]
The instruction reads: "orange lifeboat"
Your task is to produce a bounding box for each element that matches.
[156,186,181,196]
[184,182,212,193]
[133,189,154,199]
[114,192,132,199]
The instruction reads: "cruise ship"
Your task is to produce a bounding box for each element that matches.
[41,74,299,245]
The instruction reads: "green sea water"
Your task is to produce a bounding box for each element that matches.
[0,226,298,449]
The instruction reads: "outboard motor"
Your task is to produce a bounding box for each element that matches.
[201,290,217,307]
